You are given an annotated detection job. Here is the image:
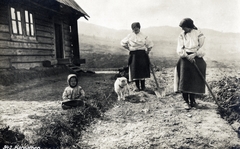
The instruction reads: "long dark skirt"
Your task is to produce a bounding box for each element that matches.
[128,50,150,82]
[174,57,206,94]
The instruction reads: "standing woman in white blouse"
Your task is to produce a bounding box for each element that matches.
[174,18,206,109]
[121,22,154,91]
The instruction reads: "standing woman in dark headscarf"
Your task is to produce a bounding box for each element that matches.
[121,22,154,91]
[174,18,206,109]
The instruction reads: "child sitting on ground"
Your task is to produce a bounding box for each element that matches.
[61,74,86,109]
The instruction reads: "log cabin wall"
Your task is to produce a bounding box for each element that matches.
[0,0,81,69]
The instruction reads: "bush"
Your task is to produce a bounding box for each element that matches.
[35,88,117,148]
[0,126,27,148]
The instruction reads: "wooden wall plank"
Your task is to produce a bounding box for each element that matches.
[64,40,71,46]
[63,24,71,31]
[0,6,9,25]
[37,43,54,49]
[36,30,53,38]
[0,32,10,40]
[0,58,11,69]
[4,55,53,62]
[12,63,42,69]
[64,46,71,52]
[0,53,54,56]
[37,37,54,44]
[0,41,54,49]
[64,30,71,40]
[64,50,71,58]
[64,34,71,41]
[0,48,54,55]
[0,6,8,13]
[35,18,53,28]
[0,24,10,32]
[35,13,52,21]
[36,25,54,33]
[0,15,9,25]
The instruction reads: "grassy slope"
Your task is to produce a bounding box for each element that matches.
[79,34,238,69]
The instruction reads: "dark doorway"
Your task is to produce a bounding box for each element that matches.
[55,24,63,59]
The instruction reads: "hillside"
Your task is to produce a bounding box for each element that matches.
[78,21,240,68]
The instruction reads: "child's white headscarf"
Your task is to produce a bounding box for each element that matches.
[67,74,78,88]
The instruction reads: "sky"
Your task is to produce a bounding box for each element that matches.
[75,0,240,33]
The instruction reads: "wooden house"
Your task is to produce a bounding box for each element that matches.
[0,0,89,69]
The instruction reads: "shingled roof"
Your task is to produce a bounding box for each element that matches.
[56,0,90,18]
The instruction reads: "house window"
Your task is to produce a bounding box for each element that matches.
[25,10,35,36]
[10,7,35,39]
[11,7,22,35]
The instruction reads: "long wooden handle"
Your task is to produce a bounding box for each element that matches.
[150,63,160,88]
[193,62,223,109]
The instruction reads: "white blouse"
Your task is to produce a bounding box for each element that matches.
[121,32,154,51]
[177,29,205,57]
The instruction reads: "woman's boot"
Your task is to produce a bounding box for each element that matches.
[140,80,145,90]
[135,80,140,91]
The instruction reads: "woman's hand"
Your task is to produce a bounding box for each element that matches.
[146,48,152,54]
[123,45,129,50]
[187,53,196,63]
[57,100,62,104]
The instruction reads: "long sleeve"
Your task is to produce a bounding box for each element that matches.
[62,88,69,100]
[145,36,154,49]
[177,34,187,57]
[196,32,205,57]
[198,34,205,49]
[120,34,130,49]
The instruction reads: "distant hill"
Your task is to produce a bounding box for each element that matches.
[78,21,240,68]
[78,21,240,40]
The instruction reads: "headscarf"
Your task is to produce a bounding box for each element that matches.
[131,22,141,29]
[179,18,198,29]
[67,74,78,88]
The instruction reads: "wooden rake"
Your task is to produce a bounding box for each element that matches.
[193,60,226,110]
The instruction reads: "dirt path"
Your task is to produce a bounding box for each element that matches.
[0,68,240,148]
[79,90,239,148]
[79,68,240,148]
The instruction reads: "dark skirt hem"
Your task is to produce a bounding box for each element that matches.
[174,57,206,94]
[128,50,150,81]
